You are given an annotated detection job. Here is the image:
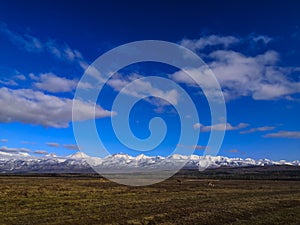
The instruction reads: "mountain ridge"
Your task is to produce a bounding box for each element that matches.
[0,151,299,173]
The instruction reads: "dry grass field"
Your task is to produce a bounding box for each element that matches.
[1,173,300,225]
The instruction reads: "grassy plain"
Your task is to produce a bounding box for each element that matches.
[1,172,300,225]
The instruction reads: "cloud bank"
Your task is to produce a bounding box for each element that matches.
[0,87,113,128]
[174,35,300,101]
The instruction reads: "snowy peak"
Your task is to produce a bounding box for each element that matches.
[45,153,58,158]
[67,152,89,159]
[135,154,151,160]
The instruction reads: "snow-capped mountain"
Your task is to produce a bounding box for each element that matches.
[0,151,299,173]
[67,152,90,159]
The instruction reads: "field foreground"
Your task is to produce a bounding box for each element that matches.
[1,174,300,225]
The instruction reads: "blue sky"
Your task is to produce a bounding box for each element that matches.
[0,0,299,160]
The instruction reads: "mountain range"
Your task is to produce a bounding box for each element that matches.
[1,150,299,173]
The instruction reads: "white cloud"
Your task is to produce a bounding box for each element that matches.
[30,72,94,93]
[171,43,300,101]
[169,66,225,101]
[263,131,300,139]
[46,142,60,147]
[0,139,8,143]
[0,87,114,128]
[107,73,180,107]
[240,126,276,134]
[33,73,78,93]
[170,67,216,87]
[208,50,300,100]
[29,73,38,80]
[252,35,272,44]
[194,122,249,132]
[174,34,300,101]
[45,40,84,64]
[180,35,240,51]
[0,79,18,86]
[180,34,272,52]
[14,74,26,81]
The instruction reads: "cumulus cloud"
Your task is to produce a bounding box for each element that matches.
[0,87,114,128]
[30,72,93,93]
[46,142,60,147]
[172,50,300,101]
[209,50,300,100]
[33,73,78,93]
[175,35,300,101]
[107,73,180,107]
[194,122,249,132]
[240,126,276,134]
[0,139,8,142]
[63,144,79,150]
[263,131,300,139]
[170,66,225,101]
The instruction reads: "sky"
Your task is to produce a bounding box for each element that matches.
[0,0,299,160]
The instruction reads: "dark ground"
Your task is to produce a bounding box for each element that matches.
[1,166,300,225]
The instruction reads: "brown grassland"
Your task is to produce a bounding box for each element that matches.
[1,173,300,225]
